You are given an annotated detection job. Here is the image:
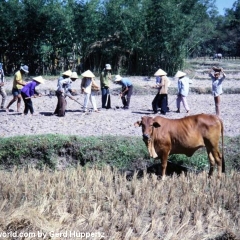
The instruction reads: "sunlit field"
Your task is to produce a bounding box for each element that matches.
[1,58,240,240]
[0,167,239,240]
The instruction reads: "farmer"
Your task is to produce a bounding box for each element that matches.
[54,70,77,117]
[81,70,100,112]
[0,63,7,109]
[21,76,45,116]
[100,64,112,109]
[209,66,226,116]
[152,68,170,115]
[175,70,190,114]
[6,65,29,113]
[114,75,133,109]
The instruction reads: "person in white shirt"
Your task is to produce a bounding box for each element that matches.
[209,67,226,116]
[81,70,100,113]
[175,71,190,114]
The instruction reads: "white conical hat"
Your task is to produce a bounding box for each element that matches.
[33,76,45,84]
[105,64,111,70]
[81,70,95,78]
[175,71,186,78]
[62,70,72,77]
[114,75,122,81]
[154,69,167,76]
[70,72,78,79]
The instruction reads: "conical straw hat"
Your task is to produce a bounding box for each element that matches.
[33,76,45,84]
[70,72,78,79]
[175,71,186,78]
[81,70,95,78]
[62,70,72,77]
[154,69,167,76]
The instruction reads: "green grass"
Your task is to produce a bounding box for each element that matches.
[0,134,239,174]
[0,134,150,170]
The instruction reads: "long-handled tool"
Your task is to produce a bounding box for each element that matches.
[104,93,112,109]
[71,97,92,113]
[72,98,84,107]
[25,92,53,99]
[168,97,177,107]
[115,95,122,109]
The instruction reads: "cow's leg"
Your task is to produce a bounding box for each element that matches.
[211,148,222,178]
[207,150,215,177]
[207,148,222,178]
[160,152,169,179]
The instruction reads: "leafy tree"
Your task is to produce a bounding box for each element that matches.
[0,0,240,76]
[144,0,210,75]
[223,0,240,56]
[0,0,25,73]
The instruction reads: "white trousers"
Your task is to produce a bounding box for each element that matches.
[176,94,190,111]
[83,92,97,111]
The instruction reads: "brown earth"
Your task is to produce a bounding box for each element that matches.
[1,76,240,138]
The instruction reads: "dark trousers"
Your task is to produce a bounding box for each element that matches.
[152,93,161,113]
[54,91,67,116]
[21,93,34,114]
[101,87,111,109]
[152,93,168,114]
[121,85,133,107]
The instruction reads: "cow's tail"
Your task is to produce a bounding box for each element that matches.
[220,119,225,173]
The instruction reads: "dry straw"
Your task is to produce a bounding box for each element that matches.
[0,167,239,239]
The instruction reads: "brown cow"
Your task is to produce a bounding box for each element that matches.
[134,114,225,179]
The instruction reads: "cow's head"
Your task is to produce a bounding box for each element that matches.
[134,116,161,158]
[134,116,161,142]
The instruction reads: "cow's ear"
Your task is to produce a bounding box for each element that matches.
[134,121,142,127]
[153,122,161,128]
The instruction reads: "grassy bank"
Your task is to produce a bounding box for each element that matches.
[0,134,151,171]
[0,134,239,173]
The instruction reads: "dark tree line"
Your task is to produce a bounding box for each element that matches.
[0,0,240,76]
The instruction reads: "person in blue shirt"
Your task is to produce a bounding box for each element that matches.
[21,76,45,115]
[114,75,133,109]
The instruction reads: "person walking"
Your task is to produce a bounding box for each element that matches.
[81,70,100,113]
[54,70,77,117]
[0,63,7,109]
[175,70,190,114]
[6,65,29,113]
[21,76,45,116]
[209,66,226,116]
[100,64,112,109]
[152,68,170,115]
[114,75,133,109]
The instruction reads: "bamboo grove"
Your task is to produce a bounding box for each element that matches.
[0,0,240,76]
